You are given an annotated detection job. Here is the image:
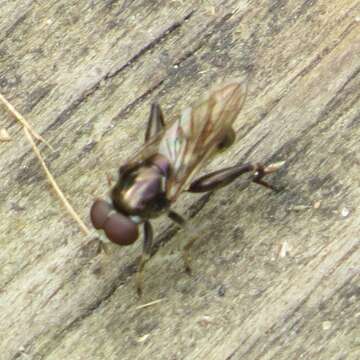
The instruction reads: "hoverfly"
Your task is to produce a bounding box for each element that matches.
[90,80,284,295]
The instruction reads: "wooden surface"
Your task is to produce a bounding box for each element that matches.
[1,1,359,359]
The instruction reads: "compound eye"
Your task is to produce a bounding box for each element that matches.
[103,213,139,246]
[90,199,112,229]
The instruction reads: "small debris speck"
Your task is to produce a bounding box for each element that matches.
[340,207,350,218]
[135,298,165,310]
[137,334,150,343]
[313,201,321,209]
[290,204,310,211]
[279,241,289,258]
[218,285,226,297]
[322,321,332,330]
[198,315,213,327]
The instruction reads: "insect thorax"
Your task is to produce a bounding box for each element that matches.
[111,155,171,219]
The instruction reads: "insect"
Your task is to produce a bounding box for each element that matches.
[90,80,284,295]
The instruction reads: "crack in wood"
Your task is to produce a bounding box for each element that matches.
[289,21,358,87]
[0,9,31,46]
[46,10,195,132]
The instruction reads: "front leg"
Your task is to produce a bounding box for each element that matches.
[136,221,153,296]
[188,161,285,193]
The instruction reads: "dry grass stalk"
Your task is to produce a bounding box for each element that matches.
[0,93,53,150]
[23,126,90,235]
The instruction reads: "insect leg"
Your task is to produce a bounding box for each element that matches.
[168,210,186,226]
[188,162,284,193]
[181,235,199,275]
[252,162,285,190]
[168,210,198,274]
[136,221,153,296]
[144,103,165,143]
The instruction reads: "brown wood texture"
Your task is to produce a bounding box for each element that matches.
[0,1,359,359]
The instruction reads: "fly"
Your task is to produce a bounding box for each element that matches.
[90,80,284,295]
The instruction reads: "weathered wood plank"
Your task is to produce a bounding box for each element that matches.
[0,1,359,359]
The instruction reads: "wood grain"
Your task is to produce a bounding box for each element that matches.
[0,1,359,359]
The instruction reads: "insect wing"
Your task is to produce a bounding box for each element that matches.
[159,80,247,200]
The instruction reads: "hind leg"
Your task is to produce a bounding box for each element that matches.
[188,161,284,193]
[167,210,196,274]
[183,161,284,269]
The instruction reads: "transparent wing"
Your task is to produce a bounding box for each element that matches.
[158,80,247,201]
[123,80,247,201]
